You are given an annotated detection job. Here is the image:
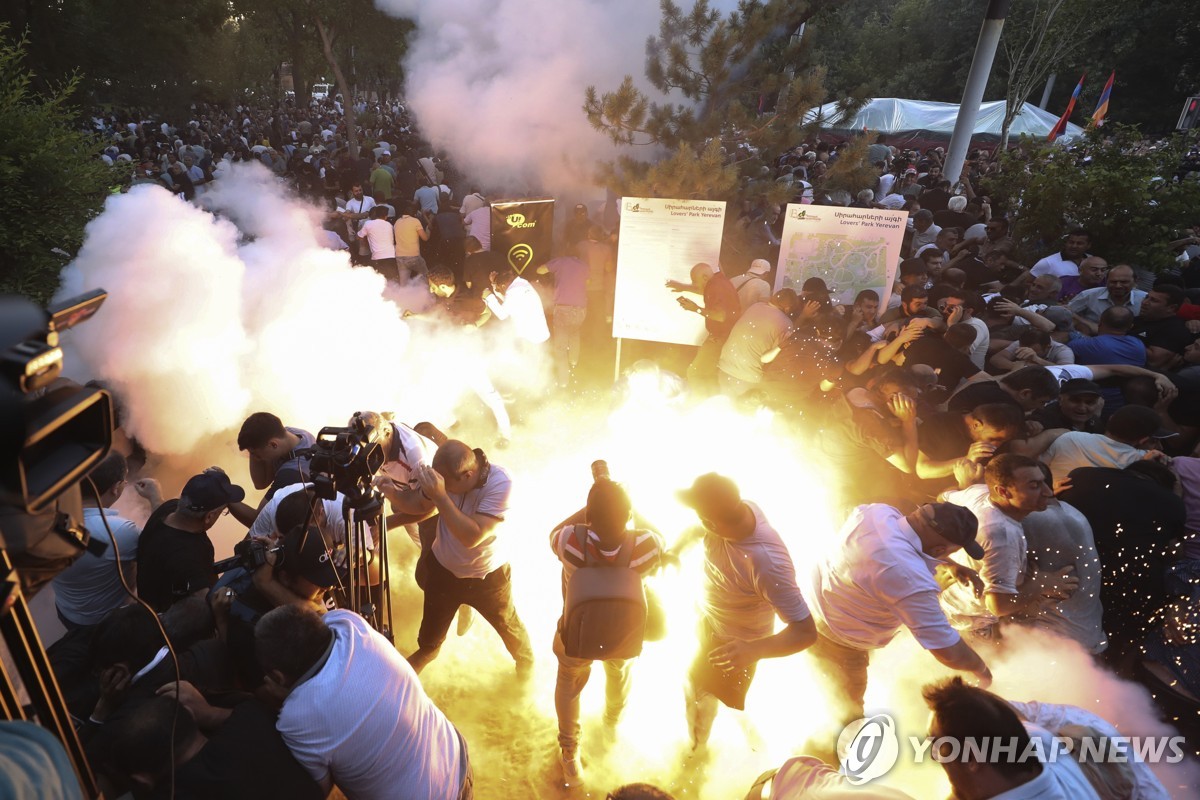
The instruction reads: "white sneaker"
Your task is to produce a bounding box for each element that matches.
[560,747,584,786]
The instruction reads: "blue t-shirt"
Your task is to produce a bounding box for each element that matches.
[52,507,139,626]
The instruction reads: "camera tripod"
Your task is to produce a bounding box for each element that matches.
[339,489,393,642]
[0,547,101,797]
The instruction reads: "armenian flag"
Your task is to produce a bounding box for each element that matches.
[1092,71,1115,126]
[1048,73,1086,142]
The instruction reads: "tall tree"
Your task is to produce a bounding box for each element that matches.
[0,28,112,304]
[995,0,1114,149]
[584,0,868,203]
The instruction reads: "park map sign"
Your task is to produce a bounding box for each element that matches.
[612,197,727,346]
[773,205,907,309]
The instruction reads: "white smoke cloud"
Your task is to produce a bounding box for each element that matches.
[54,163,544,460]
[375,0,669,192]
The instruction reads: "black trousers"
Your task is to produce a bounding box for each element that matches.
[412,552,534,669]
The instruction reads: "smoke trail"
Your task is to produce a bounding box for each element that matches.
[55,162,551,460]
[374,0,669,191]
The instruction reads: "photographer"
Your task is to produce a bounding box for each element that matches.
[353,411,438,545]
[210,524,343,688]
[256,604,471,800]
[106,692,322,800]
[137,468,249,613]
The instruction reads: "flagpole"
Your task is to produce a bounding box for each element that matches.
[944,0,1011,184]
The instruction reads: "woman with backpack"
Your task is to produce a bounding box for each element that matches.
[549,475,665,787]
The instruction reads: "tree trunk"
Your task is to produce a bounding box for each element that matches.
[315,17,357,161]
[290,13,309,107]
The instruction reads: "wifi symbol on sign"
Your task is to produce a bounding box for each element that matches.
[508,243,534,274]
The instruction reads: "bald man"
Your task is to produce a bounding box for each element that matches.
[405,440,534,675]
[667,262,742,396]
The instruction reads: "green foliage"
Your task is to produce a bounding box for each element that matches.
[1,0,229,115]
[0,29,113,304]
[808,0,990,102]
[585,0,867,204]
[986,126,1200,271]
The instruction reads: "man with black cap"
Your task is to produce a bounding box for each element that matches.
[1030,378,1104,433]
[565,203,593,248]
[210,524,344,687]
[885,258,930,311]
[803,501,993,723]
[668,473,816,750]
[137,468,248,612]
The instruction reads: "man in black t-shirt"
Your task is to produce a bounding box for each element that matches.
[210,524,341,687]
[137,470,246,612]
[903,324,981,397]
[917,402,1026,463]
[108,693,322,800]
[237,412,315,504]
[947,365,1060,415]
[1132,285,1197,370]
[1058,462,1187,670]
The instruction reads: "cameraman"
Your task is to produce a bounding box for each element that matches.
[137,468,249,613]
[243,487,376,611]
[353,411,438,545]
[210,524,342,688]
[236,411,316,506]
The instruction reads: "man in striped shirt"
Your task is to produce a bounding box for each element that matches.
[549,479,664,785]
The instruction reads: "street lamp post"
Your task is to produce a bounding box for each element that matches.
[944,0,1011,184]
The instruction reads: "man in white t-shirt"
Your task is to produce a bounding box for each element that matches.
[463,203,491,251]
[1029,229,1091,279]
[923,677,1101,800]
[483,268,550,345]
[357,205,398,282]
[257,605,470,800]
[717,290,797,397]
[670,473,816,749]
[804,502,992,723]
[1040,404,1172,481]
[340,183,376,264]
[940,454,1076,637]
[400,441,535,675]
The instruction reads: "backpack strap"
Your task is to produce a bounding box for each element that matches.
[573,524,591,567]
[617,534,635,568]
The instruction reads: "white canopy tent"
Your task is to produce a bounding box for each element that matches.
[806,97,1085,146]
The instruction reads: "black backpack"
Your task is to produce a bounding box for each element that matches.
[562,525,647,660]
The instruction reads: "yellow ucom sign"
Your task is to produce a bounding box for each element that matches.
[506,213,537,229]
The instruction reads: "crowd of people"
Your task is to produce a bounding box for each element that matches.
[40,97,1200,799]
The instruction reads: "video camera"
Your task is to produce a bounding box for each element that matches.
[308,413,384,512]
[213,537,283,575]
[1,289,113,798]
[1,289,113,597]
